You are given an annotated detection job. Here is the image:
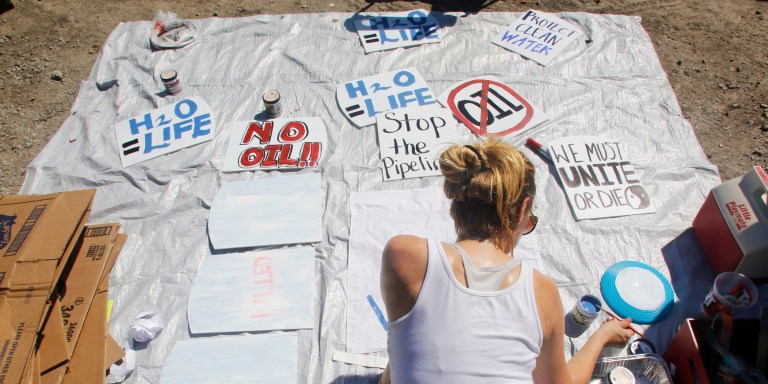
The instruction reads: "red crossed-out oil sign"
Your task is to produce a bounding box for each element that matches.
[446,79,533,137]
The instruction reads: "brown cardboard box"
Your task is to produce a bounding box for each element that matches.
[0,190,95,384]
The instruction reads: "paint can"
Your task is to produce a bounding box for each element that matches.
[701,271,758,317]
[628,338,656,355]
[569,294,602,327]
[263,90,282,117]
[160,70,183,95]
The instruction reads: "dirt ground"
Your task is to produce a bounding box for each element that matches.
[0,0,766,195]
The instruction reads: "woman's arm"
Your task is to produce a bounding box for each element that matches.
[531,271,634,384]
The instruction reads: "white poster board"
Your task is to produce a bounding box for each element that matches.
[188,248,315,334]
[159,333,297,384]
[114,97,215,168]
[346,187,542,353]
[376,105,460,181]
[222,117,328,172]
[548,136,656,220]
[491,10,582,66]
[354,9,441,53]
[208,173,323,249]
[438,76,548,137]
[337,68,437,128]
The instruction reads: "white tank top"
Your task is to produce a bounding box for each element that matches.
[387,237,543,384]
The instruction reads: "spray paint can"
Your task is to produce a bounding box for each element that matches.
[263,90,282,118]
[569,294,602,327]
[160,70,183,95]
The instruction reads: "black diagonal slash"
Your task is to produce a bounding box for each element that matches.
[363,33,379,43]
[345,104,365,118]
[122,138,140,155]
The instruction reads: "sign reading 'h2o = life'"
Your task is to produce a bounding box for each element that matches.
[492,10,582,66]
[376,106,460,181]
[354,9,441,53]
[222,117,328,172]
[548,136,656,220]
[114,97,215,168]
[337,68,437,128]
[438,76,548,137]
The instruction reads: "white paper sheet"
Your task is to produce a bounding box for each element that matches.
[346,186,541,353]
[208,173,323,249]
[491,10,582,66]
[376,105,461,181]
[113,97,215,168]
[159,333,297,384]
[548,136,656,220]
[336,68,437,128]
[437,76,548,137]
[188,248,315,334]
[222,117,328,172]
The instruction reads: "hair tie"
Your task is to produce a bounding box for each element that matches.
[463,145,488,172]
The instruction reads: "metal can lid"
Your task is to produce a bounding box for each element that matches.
[263,90,280,103]
[160,70,178,82]
[608,366,636,384]
[628,338,656,355]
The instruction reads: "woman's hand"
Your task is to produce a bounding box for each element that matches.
[594,317,635,347]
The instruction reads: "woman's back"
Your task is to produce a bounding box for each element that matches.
[387,237,542,383]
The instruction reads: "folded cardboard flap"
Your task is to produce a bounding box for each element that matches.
[0,189,95,291]
[37,302,67,375]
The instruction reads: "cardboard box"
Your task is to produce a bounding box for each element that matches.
[663,318,762,384]
[693,166,768,279]
[0,190,95,384]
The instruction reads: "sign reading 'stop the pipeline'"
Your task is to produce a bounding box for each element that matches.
[492,10,582,66]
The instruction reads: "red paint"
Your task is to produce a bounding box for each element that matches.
[241,121,273,145]
[447,79,533,137]
[251,256,274,319]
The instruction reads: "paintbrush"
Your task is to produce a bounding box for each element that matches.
[601,307,646,338]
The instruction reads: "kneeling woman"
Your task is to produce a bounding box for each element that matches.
[379,139,633,383]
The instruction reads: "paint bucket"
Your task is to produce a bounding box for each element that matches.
[160,70,183,95]
[263,90,282,118]
[701,271,758,316]
[569,294,602,327]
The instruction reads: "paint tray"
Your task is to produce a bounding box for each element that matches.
[589,354,673,384]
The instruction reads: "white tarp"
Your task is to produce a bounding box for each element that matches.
[21,10,764,384]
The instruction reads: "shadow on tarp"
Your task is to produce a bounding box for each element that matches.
[661,227,717,320]
[359,0,501,15]
[330,373,382,384]
[342,10,459,34]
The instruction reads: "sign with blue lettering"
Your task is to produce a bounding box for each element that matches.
[222,117,328,172]
[492,10,582,66]
[548,136,655,220]
[337,68,437,128]
[354,9,441,53]
[438,76,548,137]
[376,106,460,181]
[114,97,215,168]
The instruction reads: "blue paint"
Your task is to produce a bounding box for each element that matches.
[367,295,389,331]
[581,295,602,315]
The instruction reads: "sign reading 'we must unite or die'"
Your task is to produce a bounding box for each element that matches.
[548,136,655,220]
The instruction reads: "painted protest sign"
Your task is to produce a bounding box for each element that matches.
[438,76,548,137]
[354,9,441,53]
[492,10,582,66]
[222,117,328,172]
[337,68,437,128]
[188,248,315,334]
[208,173,322,249]
[114,97,215,168]
[376,106,460,181]
[548,136,655,220]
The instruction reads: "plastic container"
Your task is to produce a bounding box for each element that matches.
[701,271,759,316]
[692,166,768,279]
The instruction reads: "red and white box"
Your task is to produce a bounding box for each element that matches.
[692,166,768,279]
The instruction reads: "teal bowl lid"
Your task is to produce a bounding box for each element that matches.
[600,260,674,324]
